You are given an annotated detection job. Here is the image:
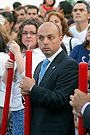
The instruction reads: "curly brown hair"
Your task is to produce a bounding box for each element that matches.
[0,32,8,52]
[14,18,42,51]
[83,26,90,49]
[45,11,72,38]
[0,23,10,44]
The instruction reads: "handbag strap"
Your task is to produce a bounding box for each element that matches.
[69,37,72,53]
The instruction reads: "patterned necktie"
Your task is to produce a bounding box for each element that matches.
[39,59,50,83]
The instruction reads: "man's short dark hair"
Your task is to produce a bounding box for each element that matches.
[74,0,90,13]
[59,1,73,15]
[27,5,39,14]
[45,10,56,17]
[13,2,22,9]
[16,6,27,14]
[1,11,14,23]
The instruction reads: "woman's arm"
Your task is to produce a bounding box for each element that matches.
[39,5,44,17]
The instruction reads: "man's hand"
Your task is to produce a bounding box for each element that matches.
[72,108,82,117]
[20,76,35,96]
[70,89,90,114]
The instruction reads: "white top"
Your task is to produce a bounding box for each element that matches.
[0,52,9,107]
[10,47,46,111]
[62,35,82,55]
[69,25,89,43]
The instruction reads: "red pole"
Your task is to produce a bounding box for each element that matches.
[78,62,88,135]
[1,51,15,135]
[24,50,32,135]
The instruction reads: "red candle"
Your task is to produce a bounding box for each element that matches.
[1,51,15,135]
[78,62,88,135]
[24,50,32,135]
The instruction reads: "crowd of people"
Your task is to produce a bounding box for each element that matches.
[0,0,90,135]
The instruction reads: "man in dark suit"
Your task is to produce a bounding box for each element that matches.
[20,22,79,135]
[70,89,90,134]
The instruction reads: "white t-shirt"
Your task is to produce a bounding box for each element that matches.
[10,47,46,111]
[69,25,89,43]
[62,35,82,55]
[0,52,9,107]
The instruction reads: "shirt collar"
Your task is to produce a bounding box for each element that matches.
[48,47,62,63]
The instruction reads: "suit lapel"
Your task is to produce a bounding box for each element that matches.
[39,50,66,86]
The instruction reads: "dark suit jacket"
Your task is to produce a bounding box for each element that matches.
[83,104,90,134]
[30,50,79,135]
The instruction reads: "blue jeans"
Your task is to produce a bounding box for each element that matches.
[12,109,24,135]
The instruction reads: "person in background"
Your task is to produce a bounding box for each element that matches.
[70,25,90,135]
[5,6,11,12]
[44,9,56,20]
[0,23,10,53]
[68,18,75,27]
[69,0,89,43]
[13,20,24,34]
[1,11,16,42]
[0,31,9,100]
[11,10,18,25]
[56,1,73,16]
[39,0,56,17]
[13,2,22,10]
[24,4,31,12]
[27,5,39,19]
[0,14,5,25]
[64,14,73,23]
[70,89,90,135]
[0,31,11,134]
[70,25,90,65]
[0,23,10,44]
[19,22,79,135]
[38,14,44,23]
[45,11,81,55]
[15,6,27,21]
[3,18,45,135]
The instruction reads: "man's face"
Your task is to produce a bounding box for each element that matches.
[16,9,26,21]
[27,9,38,19]
[4,17,13,34]
[49,15,62,35]
[73,3,88,23]
[37,23,62,58]
[56,5,63,15]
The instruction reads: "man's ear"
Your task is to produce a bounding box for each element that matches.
[60,36,62,42]
[10,22,14,28]
[60,9,63,13]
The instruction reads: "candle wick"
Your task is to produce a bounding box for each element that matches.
[28,44,32,50]
[82,56,86,62]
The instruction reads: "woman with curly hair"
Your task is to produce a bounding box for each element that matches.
[3,18,45,135]
[45,11,81,55]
